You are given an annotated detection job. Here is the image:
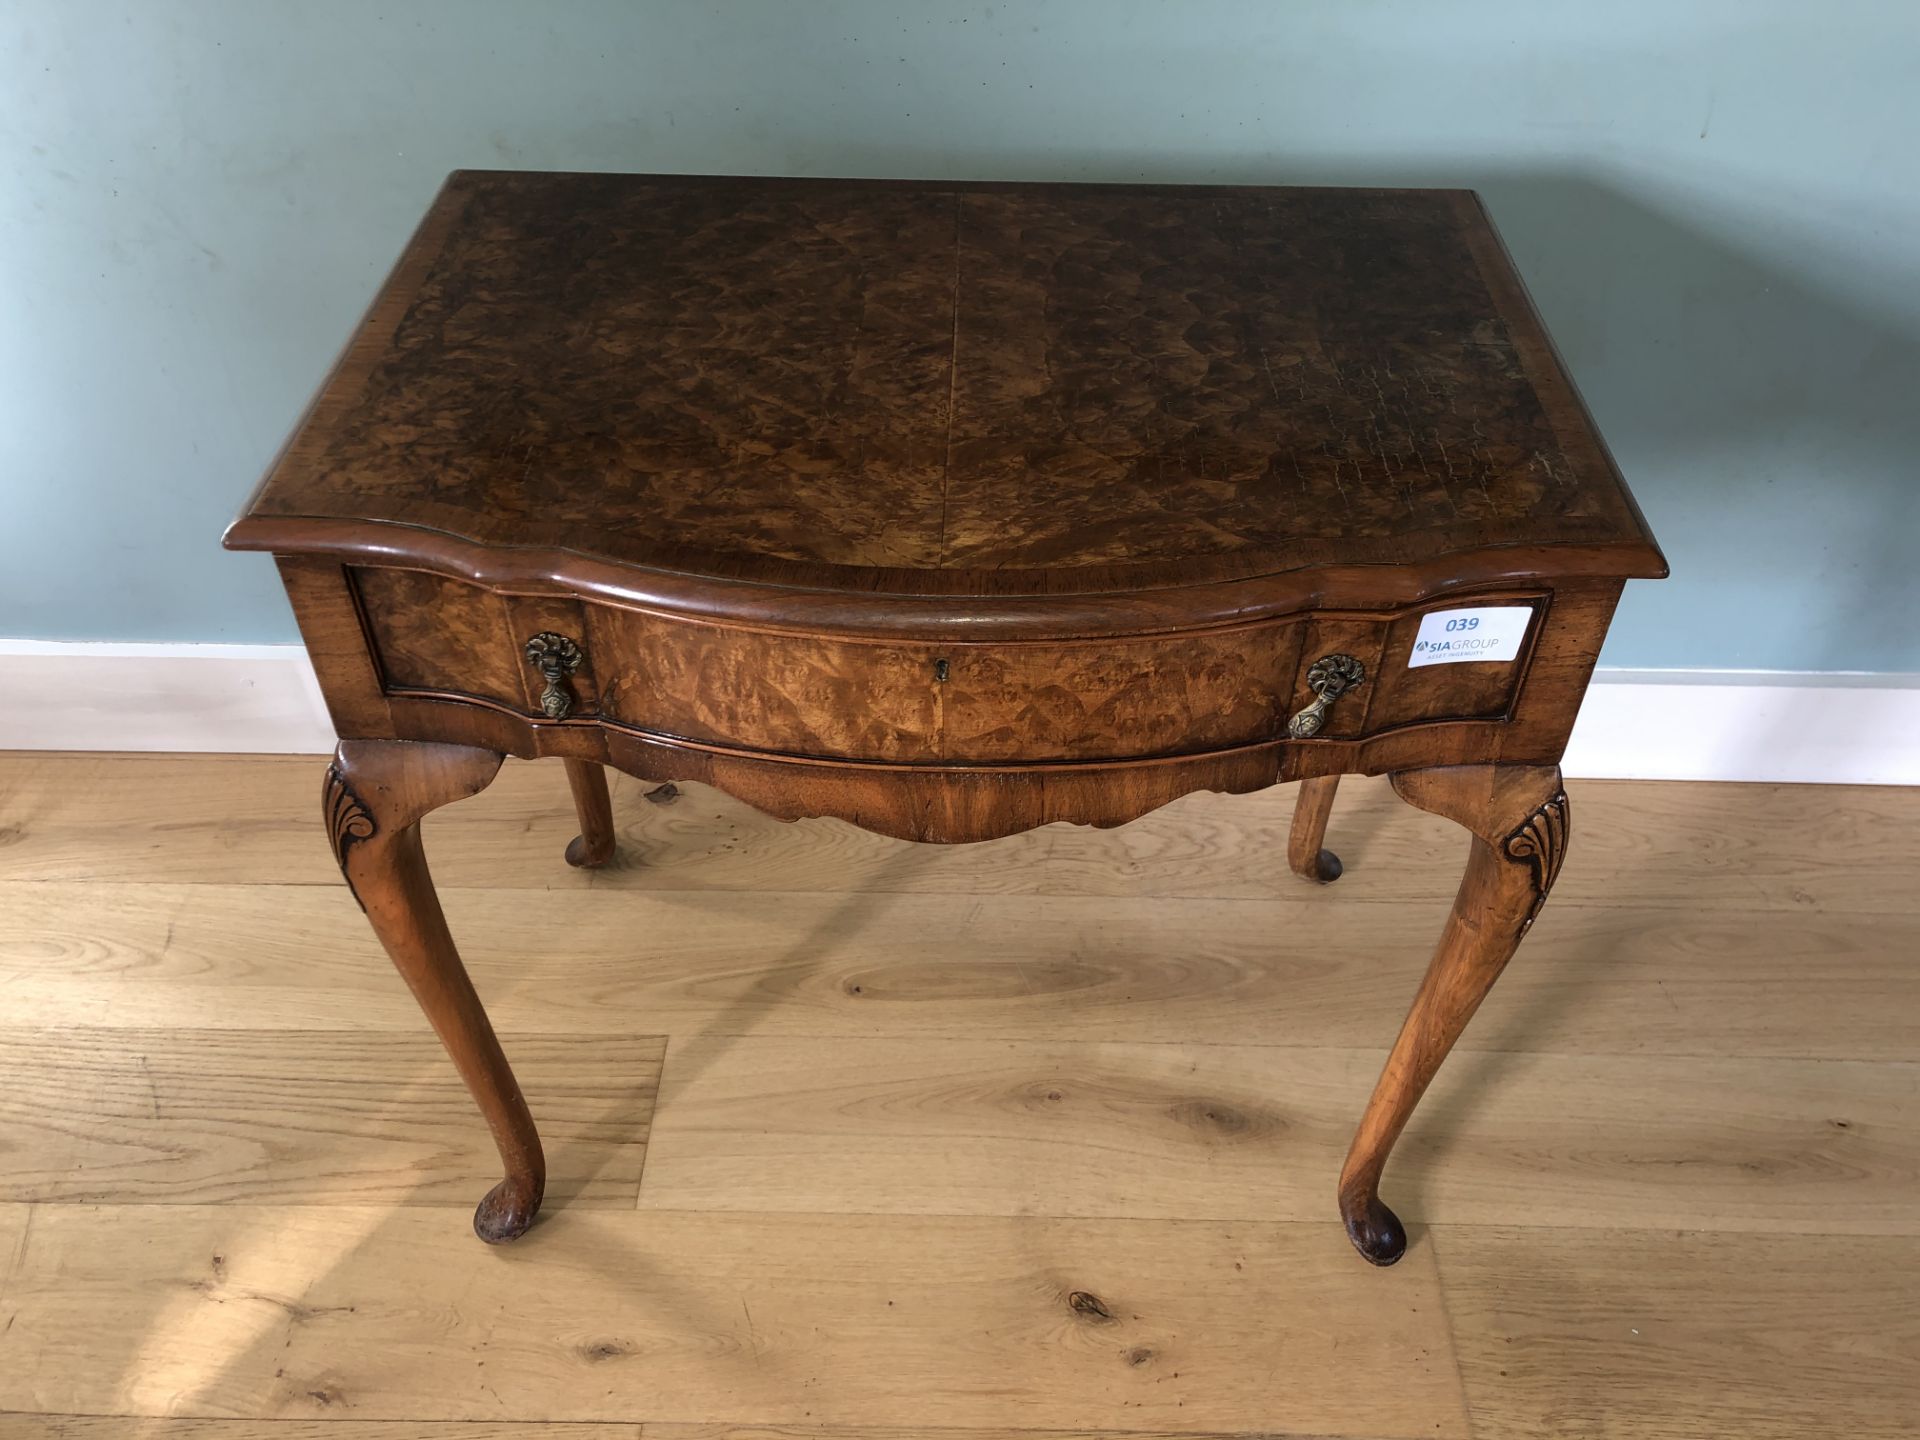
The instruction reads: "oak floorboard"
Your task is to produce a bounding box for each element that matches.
[0,1421,642,1438]
[2,755,1916,914]
[0,1418,1402,1440]
[5,882,1917,1061]
[0,1206,1465,1436]
[7,756,1919,1434]
[637,1037,1920,1235]
[0,1029,661,1207]
[1,1201,28,1290]
[1437,1226,1920,1439]
[640,1429,1406,1440]
[0,1421,1408,1440]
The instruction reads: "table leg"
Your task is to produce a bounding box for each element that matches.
[562,758,617,868]
[1287,775,1344,882]
[1337,763,1568,1265]
[325,738,546,1243]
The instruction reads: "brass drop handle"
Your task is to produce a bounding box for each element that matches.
[524,631,585,720]
[1287,653,1365,738]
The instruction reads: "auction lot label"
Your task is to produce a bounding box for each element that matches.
[1408,607,1533,666]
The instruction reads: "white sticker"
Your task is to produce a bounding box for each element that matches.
[1408,606,1534,667]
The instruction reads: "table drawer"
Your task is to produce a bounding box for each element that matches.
[353,567,1544,764]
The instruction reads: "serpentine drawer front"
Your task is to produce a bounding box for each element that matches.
[352,565,1551,762]
[227,172,1664,1266]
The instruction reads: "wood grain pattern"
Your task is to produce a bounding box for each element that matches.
[0,1028,661,1206]
[7,757,1920,1434]
[227,173,1663,600]
[641,1429,1413,1440]
[0,1419,640,1438]
[324,570,1617,849]
[322,739,557,1241]
[635,1037,1920,1234]
[289,535,1626,835]
[5,757,1916,914]
[563,758,618,867]
[357,567,602,720]
[1287,774,1343,882]
[0,1200,27,1291]
[1438,1227,1920,1439]
[11,880,1918,1060]
[354,564,524,703]
[346,571,1547,767]
[275,558,392,738]
[0,1206,1467,1434]
[1339,765,1567,1263]
[589,598,1313,763]
[1368,596,1544,731]
[0,1428,1403,1440]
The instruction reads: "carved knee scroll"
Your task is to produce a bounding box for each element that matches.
[322,766,379,907]
[1502,788,1570,931]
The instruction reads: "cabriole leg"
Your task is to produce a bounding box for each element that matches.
[1338,763,1568,1265]
[562,758,617,868]
[1288,774,1344,882]
[325,738,545,1243]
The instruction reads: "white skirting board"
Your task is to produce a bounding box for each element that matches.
[0,642,339,756]
[1,641,1915,785]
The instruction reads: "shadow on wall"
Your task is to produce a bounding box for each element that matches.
[1482,172,1920,667]
[1344,166,1914,671]
[819,149,1920,670]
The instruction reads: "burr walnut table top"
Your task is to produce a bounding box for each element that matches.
[227,170,1664,607]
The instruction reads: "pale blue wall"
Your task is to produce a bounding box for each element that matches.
[4,1,1916,670]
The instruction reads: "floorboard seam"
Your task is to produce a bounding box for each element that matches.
[1425,1225,1489,1440]
[0,1203,36,1313]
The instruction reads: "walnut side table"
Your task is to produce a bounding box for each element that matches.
[226,172,1665,1265]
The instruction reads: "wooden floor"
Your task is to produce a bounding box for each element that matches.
[1,754,1917,1438]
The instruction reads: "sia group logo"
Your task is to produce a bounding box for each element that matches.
[1407,607,1532,667]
